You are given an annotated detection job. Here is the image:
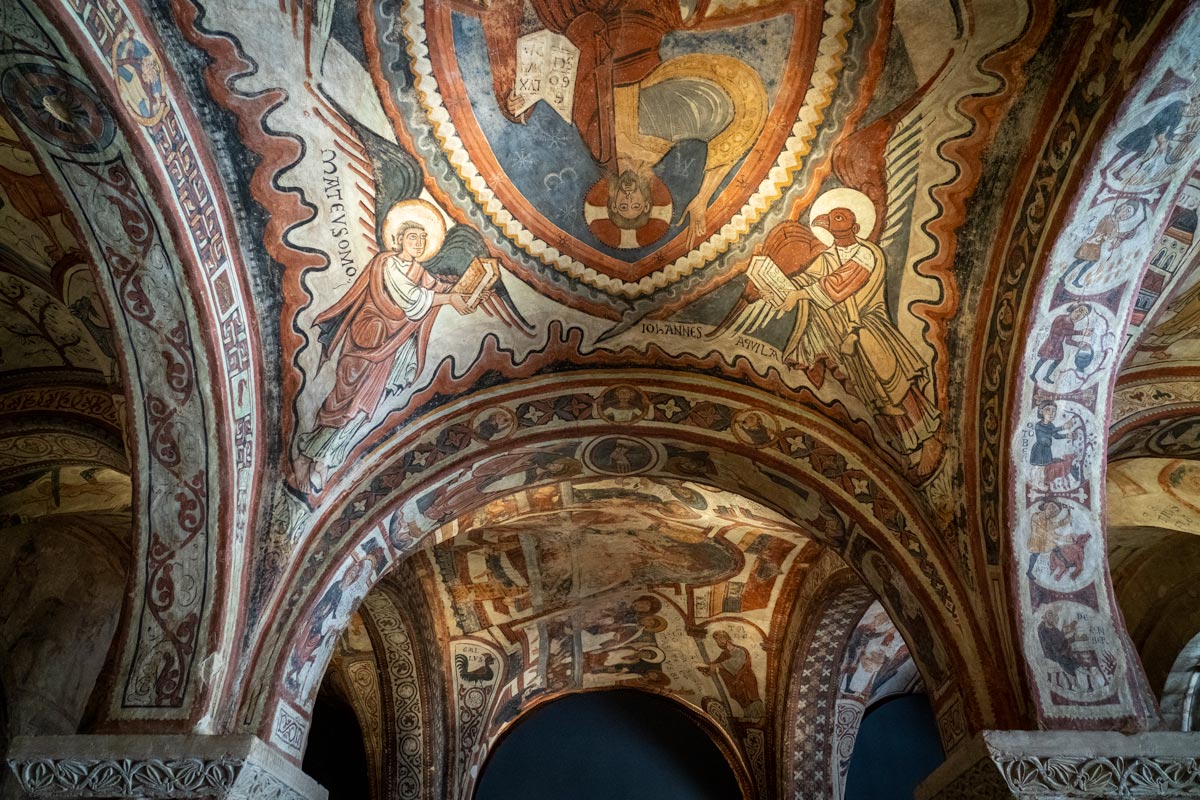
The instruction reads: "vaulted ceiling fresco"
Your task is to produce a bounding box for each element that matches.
[190,0,1049,506]
[0,108,127,529]
[3,0,1200,797]
[316,485,925,800]
[1107,458,1200,535]
[417,477,815,798]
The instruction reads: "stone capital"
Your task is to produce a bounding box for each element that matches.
[3,735,326,800]
[917,731,1200,799]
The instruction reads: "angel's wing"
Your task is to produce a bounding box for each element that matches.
[319,94,425,259]
[317,96,533,335]
[707,221,825,339]
[422,224,491,279]
[875,113,927,254]
[424,225,536,336]
[831,52,952,246]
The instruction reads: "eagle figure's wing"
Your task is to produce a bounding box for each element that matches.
[831,52,953,246]
[708,221,825,340]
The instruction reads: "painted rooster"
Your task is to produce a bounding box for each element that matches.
[455,653,496,684]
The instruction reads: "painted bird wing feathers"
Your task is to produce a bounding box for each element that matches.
[321,96,534,335]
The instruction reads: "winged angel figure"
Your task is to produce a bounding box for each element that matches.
[711,67,947,462]
[296,102,534,493]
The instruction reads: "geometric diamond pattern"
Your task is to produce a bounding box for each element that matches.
[786,585,873,799]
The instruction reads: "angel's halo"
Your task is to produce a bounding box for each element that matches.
[808,187,876,246]
[381,198,447,260]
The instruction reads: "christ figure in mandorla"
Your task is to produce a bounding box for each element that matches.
[479,0,769,247]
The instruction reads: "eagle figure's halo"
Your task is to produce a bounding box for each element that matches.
[809,188,876,246]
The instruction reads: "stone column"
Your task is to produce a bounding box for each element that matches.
[3,736,326,800]
[916,731,1200,799]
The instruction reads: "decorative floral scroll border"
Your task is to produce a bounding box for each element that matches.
[6,756,315,800]
[18,0,264,722]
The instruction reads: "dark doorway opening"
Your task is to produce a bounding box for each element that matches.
[475,690,743,800]
[302,688,370,800]
[844,693,946,800]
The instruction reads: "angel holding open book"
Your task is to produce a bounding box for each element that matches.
[297,198,517,492]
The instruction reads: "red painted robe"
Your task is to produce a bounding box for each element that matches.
[312,252,448,428]
[1037,313,1087,361]
[481,0,682,170]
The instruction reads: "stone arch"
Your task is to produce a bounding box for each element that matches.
[357,563,448,800]
[239,372,1001,762]
[777,558,935,799]
[317,613,386,800]
[1004,5,1200,729]
[776,563,873,799]
[1108,523,1200,701]
[2,0,265,729]
[1109,398,1200,460]
[376,475,827,799]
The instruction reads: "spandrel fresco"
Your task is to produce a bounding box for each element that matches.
[176,0,1038,498]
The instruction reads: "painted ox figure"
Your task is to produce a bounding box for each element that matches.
[1043,450,1079,488]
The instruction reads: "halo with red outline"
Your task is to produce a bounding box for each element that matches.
[584,175,674,249]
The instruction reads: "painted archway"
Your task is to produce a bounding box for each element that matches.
[242,373,1002,764]
[1,0,264,731]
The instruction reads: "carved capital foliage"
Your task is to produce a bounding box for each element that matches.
[917,732,1200,799]
[997,754,1200,797]
[10,757,238,798]
[4,736,325,800]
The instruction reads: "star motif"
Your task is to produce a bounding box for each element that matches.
[657,399,682,418]
[512,149,536,170]
[771,116,796,137]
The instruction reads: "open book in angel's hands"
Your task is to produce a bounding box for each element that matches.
[451,258,502,311]
[513,30,580,123]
